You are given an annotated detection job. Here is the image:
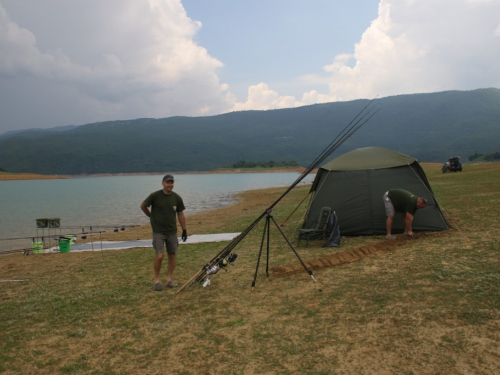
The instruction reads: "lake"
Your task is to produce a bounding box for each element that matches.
[0,173,313,252]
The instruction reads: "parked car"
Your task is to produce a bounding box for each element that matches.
[442,156,462,173]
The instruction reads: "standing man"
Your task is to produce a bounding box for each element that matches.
[141,174,187,291]
[383,189,427,239]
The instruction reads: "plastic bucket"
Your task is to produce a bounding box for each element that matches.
[60,235,76,245]
[32,241,44,254]
[59,240,71,253]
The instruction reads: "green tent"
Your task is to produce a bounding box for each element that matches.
[302,147,449,236]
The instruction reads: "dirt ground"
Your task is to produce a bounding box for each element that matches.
[272,232,437,276]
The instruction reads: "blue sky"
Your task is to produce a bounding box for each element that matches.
[182,0,379,100]
[0,0,499,134]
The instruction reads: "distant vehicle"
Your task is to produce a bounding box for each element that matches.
[442,156,462,173]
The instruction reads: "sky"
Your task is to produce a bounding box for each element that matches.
[0,0,499,134]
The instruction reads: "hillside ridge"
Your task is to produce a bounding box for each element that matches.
[1,88,499,174]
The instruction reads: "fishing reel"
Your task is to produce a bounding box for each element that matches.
[206,265,219,275]
[201,264,220,289]
[221,253,238,268]
[207,253,238,274]
[201,253,238,288]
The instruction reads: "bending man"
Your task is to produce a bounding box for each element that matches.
[383,189,427,239]
[141,174,187,291]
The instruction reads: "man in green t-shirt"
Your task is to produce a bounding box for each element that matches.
[383,189,427,239]
[141,175,187,291]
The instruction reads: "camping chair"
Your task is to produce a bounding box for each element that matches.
[298,206,332,247]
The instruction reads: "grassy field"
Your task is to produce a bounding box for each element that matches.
[1,163,500,374]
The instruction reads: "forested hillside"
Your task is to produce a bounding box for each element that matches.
[1,88,499,174]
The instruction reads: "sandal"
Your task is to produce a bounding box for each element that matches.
[166,280,178,288]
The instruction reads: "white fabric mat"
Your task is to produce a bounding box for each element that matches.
[45,233,241,253]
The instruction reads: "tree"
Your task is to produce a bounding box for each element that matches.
[468,152,483,161]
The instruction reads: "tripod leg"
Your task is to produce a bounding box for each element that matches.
[269,215,316,282]
[252,216,270,288]
[266,214,271,277]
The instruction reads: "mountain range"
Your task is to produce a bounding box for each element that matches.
[1,88,499,174]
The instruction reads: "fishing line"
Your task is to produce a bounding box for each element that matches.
[178,98,380,292]
[269,105,380,210]
[280,191,312,227]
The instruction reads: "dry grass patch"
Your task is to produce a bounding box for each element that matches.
[2,163,500,374]
[0,173,67,181]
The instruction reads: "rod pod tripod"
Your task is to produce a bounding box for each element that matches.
[252,209,316,288]
[177,98,378,294]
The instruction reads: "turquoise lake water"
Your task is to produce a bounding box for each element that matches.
[0,173,313,251]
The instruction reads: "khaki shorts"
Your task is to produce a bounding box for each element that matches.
[152,233,179,254]
[383,191,395,217]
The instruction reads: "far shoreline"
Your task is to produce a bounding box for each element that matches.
[0,163,451,181]
[0,171,311,253]
[0,167,308,181]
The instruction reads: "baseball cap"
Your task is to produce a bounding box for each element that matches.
[162,174,174,182]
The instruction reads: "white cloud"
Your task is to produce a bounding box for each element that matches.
[0,0,233,128]
[231,83,304,112]
[311,0,500,100]
[465,0,496,4]
[0,5,54,76]
[230,0,500,111]
[1,0,499,131]
[301,90,338,105]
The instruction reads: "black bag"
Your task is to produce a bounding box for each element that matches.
[323,211,340,248]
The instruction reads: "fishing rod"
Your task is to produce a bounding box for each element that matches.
[0,224,142,242]
[183,100,380,291]
[268,103,380,211]
[177,98,380,293]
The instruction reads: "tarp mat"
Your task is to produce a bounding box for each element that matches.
[45,233,241,253]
